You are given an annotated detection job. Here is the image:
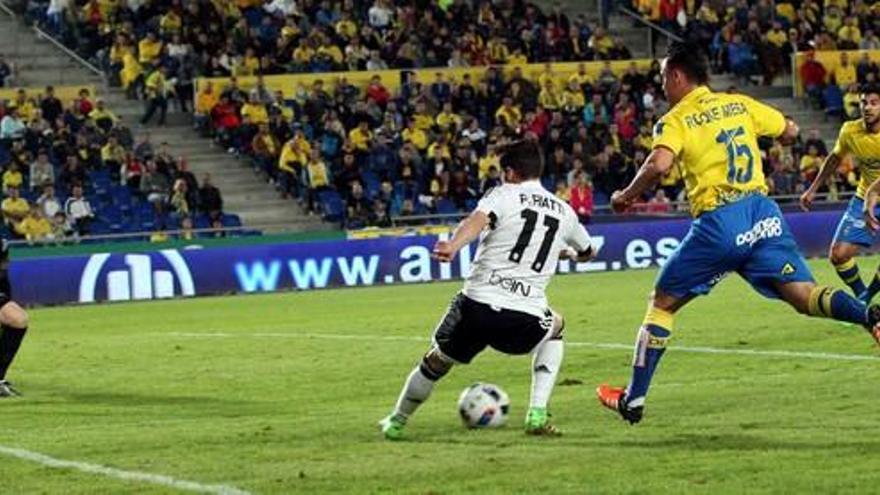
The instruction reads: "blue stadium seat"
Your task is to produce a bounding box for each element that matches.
[193,214,211,230]
[361,171,380,199]
[321,191,345,222]
[222,214,242,228]
[436,198,458,215]
[823,84,844,120]
[594,190,610,206]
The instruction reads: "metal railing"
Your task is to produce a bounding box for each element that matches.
[390,191,854,227]
[617,6,684,59]
[31,23,104,79]
[7,226,254,248]
[0,0,106,88]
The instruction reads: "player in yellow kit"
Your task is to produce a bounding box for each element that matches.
[596,42,880,425]
[801,84,880,304]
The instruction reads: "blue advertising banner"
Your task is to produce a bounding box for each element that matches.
[9,209,847,306]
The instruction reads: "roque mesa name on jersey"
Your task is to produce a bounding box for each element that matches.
[683,101,748,129]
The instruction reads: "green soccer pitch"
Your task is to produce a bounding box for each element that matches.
[2,258,879,494]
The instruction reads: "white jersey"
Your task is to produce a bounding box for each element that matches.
[462,180,593,317]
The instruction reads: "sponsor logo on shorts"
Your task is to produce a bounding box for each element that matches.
[781,263,796,275]
[488,271,532,297]
[736,217,783,247]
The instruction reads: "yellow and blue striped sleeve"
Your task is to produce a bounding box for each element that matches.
[651,116,685,156]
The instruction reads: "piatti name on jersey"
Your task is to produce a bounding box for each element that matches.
[683,102,748,129]
[519,193,565,214]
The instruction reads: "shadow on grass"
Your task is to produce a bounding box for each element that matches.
[29,386,255,408]
[613,432,880,452]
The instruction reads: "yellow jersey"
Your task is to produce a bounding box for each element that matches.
[240,102,269,125]
[307,161,329,188]
[652,86,786,217]
[831,119,880,198]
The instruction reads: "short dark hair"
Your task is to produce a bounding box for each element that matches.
[666,41,709,85]
[859,82,880,98]
[498,139,544,179]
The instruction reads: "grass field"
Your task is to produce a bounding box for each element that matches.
[3,257,880,494]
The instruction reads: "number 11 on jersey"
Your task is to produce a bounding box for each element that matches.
[508,209,560,272]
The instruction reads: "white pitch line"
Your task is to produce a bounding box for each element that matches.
[0,445,251,495]
[166,331,880,362]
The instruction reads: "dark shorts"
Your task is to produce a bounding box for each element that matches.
[0,273,11,308]
[432,293,553,364]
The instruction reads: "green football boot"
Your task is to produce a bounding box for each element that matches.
[378,414,406,440]
[524,407,561,436]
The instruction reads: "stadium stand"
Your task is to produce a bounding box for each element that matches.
[0,83,249,242]
[0,0,327,233]
[626,0,880,85]
[0,0,866,232]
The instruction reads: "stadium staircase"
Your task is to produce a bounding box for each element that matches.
[0,12,332,234]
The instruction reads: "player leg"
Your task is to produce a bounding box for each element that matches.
[772,278,880,344]
[379,294,486,440]
[598,217,727,424]
[859,201,880,304]
[0,300,28,397]
[737,202,880,340]
[525,309,564,435]
[830,242,866,299]
[828,198,873,300]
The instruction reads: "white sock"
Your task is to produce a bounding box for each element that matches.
[392,366,437,420]
[530,339,564,409]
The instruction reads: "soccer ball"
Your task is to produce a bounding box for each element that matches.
[457,382,510,428]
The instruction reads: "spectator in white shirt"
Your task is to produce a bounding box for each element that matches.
[29,150,55,192]
[37,184,62,219]
[368,0,393,30]
[64,184,94,235]
[0,107,25,141]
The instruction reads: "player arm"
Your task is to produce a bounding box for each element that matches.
[559,244,595,262]
[560,220,596,262]
[803,125,848,211]
[805,152,842,194]
[777,117,800,146]
[612,147,675,210]
[433,211,490,262]
[863,177,880,231]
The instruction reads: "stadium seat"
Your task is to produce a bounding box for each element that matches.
[222,214,242,228]
[436,199,458,215]
[321,191,345,222]
[361,171,381,199]
[823,85,844,121]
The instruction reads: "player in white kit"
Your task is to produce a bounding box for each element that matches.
[379,140,595,439]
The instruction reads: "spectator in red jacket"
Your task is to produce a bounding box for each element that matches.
[570,170,594,224]
[210,96,241,150]
[799,51,827,107]
[366,75,390,107]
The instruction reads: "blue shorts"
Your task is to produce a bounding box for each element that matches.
[831,196,879,247]
[657,195,814,299]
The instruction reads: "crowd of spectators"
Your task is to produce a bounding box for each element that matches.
[21,0,639,109]
[630,0,880,85]
[11,0,870,230]
[196,59,684,228]
[0,86,227,243]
